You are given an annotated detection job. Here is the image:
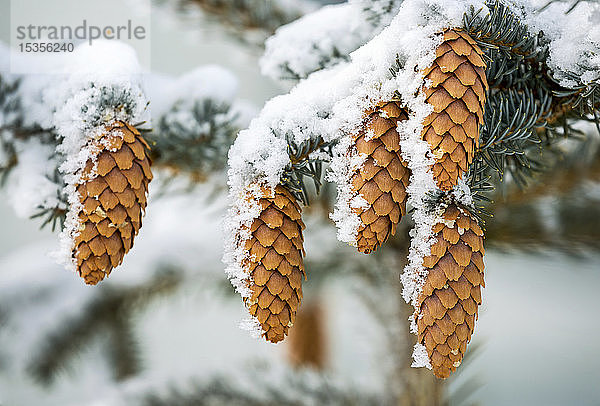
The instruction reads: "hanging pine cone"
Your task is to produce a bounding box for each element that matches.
[415,204,485,378]
[350,101,411,254]
[73,121,152,285]
[422,29,488,190]
[287,300,327,369]
[243,185,306,343]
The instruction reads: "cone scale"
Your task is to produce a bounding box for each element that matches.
[73,121,153,285]
[243,185,306,343]
[416,204,485,378]
[422,29,488,190]
[350,101,411,254]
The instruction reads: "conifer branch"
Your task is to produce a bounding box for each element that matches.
[281,135,335,205]
[464,1,540,59]
[148,99,239,178]
[186,0,308,35]
[27,270,180,385]
[141,371,390,406]
[29,168,68,231]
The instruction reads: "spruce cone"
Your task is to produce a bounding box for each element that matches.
[73,121,152,285]
[243,185,306,343]
[416,204,485,378]
[350,101,411,253]
[288,300,326,369]
[422,29,488,190]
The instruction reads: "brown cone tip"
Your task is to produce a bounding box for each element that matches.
[350,101,411,254]
[243,185,306,343]
[422,29,488,191]
[73,121,153,285]
[416,204,485,378]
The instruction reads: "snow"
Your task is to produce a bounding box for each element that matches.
[396,89,438,313]
[61,41,144,87]
[527,0,600,87]
[261,2,376,81]
[223,182,264,299]
[327,135,368,246]
[239,316,263,338]
[452,178,474,207]
[260,0,406,82]
[411,343,433,369]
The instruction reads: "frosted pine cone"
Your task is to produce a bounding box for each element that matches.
[350,101,411,254]
[243,185,306,343]
[422,29,488,190]
[73,121,152,285]
[416,204,485,378]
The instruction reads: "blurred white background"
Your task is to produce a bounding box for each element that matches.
[0,1,599,405]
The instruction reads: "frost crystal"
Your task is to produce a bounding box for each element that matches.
[223,183,264,299]
[239,316,263,339]
[411,343,433,369]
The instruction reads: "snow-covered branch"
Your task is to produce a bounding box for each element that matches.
[260,0,405,82]
[227,0,600,377]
